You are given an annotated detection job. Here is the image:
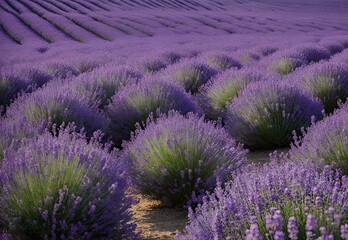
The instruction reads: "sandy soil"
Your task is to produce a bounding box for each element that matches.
[132,148,290,239]
[131,195,187,240]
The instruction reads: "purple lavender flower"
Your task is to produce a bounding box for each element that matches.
[287,216,299,240]
[123,111,247,206]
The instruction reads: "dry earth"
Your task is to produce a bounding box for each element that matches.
[132,148,290,239]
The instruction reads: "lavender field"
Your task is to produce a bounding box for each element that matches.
[1,0,348,239]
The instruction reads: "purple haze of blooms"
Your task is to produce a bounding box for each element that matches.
[292,62,348,114]
[161,59,218,94]
[290,101,348,175]
[123,111,247,206]
[198,68,276,120]
[225,79,324,149]
[178,157,348,239]
[106,78,200,147]
[0,125,138,239]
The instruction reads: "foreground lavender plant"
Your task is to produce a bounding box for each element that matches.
[0,126,137,239]
[291,102,348,175]
[123,111,247,206]
[179,158,348,239]
[225,80,323,149]
[106,78,199,146]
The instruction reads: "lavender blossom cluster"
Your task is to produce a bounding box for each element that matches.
[179,158,348,239]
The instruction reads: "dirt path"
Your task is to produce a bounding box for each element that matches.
[132,148,289,239]
[132,195,187,240]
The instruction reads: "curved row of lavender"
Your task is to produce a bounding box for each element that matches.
[0,36,348,239]
[1,0,348,237]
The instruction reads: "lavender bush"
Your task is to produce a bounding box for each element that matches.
[269,57,305,75]
[162,60,218,94]
[0,126,137,239]
[225,80,323,149]
[45,63,78,79]
[203,52,242,71]
[72,65,141,108]
[267,44,331,75]
[179,158,348,239]
[0,70,26,109]
[0,81,104,158]
[106,79,199,146]
[123,111,247,206]
[296,62,348,113]
[198,69,273,120]
[291,102,348,175]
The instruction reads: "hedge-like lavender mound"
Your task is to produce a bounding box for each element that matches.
[204,53,242,71]
[3,82,104,135]
[72,65,141,108]
[291,103,348,175]
[162,60,218,94]
[0,82,104,160]
[0,71,26,108]
[269,57,305,75]
[267,44,331,75]
[198,69,272,120]
[297,62,348,114]
[178,159,348,239]
[225,80,323,149]
[45,62,78,79]
[106,79,199,146]
[0,127,137,239]
[123,112,247,206]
